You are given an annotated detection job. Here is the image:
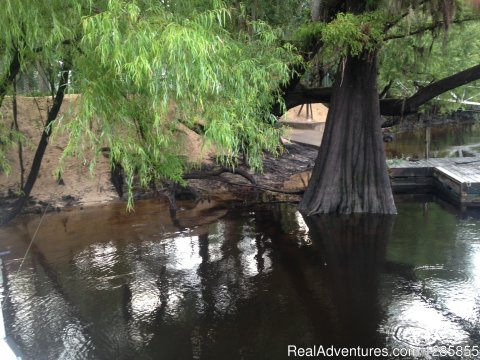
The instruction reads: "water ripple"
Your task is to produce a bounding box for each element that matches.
[393,324,438,347]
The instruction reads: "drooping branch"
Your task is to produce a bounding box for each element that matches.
[282,63,480,116]
[379,80,393,99]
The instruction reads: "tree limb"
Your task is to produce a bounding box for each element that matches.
[380,63,480,116]
[384,16,480,41]
[379,80,393,99]
[282,64,480,116]
[281,83,332,113]
[183,167,304,195]
[383,0,429,32]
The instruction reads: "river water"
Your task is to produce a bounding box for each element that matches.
[385,121,480,159]
[1,198,480,359]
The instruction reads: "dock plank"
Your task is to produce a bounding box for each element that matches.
[389,157,480,208]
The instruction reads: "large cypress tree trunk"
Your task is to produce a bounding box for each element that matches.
[299,52,396,215]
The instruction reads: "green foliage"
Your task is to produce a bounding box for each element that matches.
[321,11,385,59]
[0,0,85,168]
[0,0,302,208]
[234,0,310,31]
[291,22,325,51]
[0,0,82,73]
[292,10,386,68]
[0,117,13,175]
[55,0,301,205]
[379,20,480,111]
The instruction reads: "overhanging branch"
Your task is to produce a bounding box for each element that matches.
[384,16,480,41]
[282,64,480,116]
[381,63,480,115]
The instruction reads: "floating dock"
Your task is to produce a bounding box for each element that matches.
[389,158,480,209]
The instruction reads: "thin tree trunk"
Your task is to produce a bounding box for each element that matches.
[0,50,21,108]
[12,78,25,189]
[311,0,322,21]
[1,66,70,225]
[299,52,397,215]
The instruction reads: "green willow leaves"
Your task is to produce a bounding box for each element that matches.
[54,0,301,206]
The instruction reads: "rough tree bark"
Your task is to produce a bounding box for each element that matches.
[299,52,397,215]
[0,66,70,225]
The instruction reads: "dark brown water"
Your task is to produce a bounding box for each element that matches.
[385,122,480,159]
[1,199,480,359]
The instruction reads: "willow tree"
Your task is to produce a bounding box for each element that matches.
[0,0,300,223]
[0,0,87,224]
[3,0,480,223]
[294,0,480,215]
[61,0,300,207]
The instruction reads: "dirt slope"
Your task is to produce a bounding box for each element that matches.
[1,96,319,214]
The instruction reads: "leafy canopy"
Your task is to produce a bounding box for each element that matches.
[379,20,480,109]
[290,0,480,111]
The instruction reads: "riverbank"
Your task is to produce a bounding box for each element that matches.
[2,95,478,219]
[0,96,117,211]
[0,141,318,217]
[383,110,480,130]
[0,96,322,218]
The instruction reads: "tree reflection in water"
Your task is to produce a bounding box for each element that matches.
[2,202,399,359]
[304,214,394,347]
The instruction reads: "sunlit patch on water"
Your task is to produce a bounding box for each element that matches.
[295,211,311,246]
[130,277,161,322]
[380,296,471,360]
[164,236,202,271]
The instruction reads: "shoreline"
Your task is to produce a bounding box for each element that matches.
[0,141,319,220]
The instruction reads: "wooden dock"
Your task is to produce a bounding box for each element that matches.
[389,158,480,208]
